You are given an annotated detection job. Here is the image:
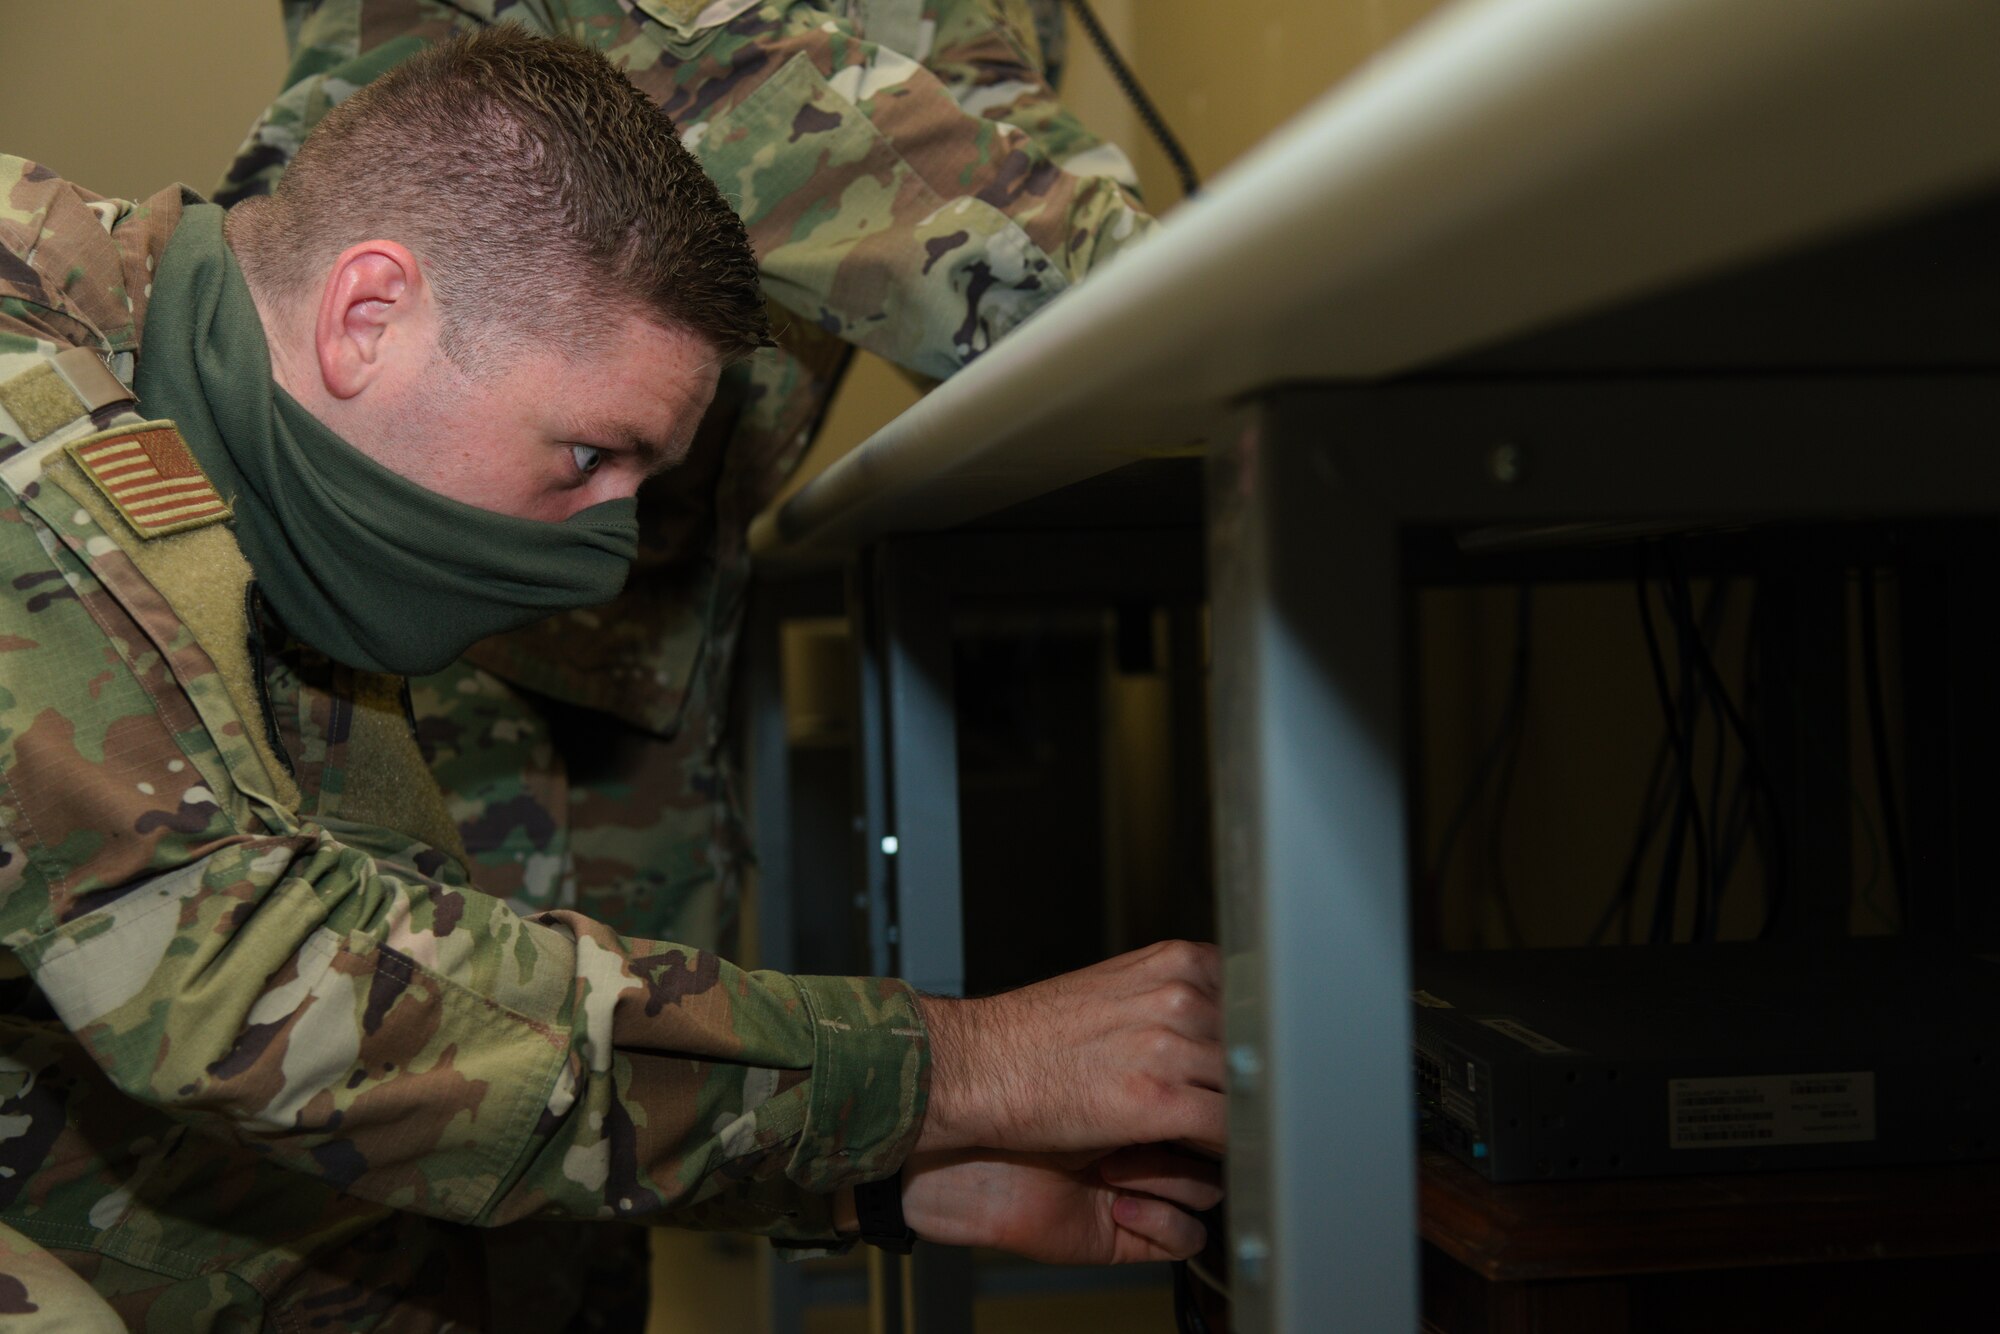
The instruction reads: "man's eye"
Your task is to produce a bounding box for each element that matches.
[570,445,605,477]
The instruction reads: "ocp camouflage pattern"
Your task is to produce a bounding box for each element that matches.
[0,1218,122,1331]
[213,0,1157,965]
[0,154,928,1329]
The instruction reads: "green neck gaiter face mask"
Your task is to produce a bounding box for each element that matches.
[134,203,639,677]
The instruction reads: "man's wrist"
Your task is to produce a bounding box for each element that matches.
[912,993,999,1153]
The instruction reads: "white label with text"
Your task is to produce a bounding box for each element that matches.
[1668,1072,1875,1149]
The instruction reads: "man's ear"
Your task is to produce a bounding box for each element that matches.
[312,241,430,401]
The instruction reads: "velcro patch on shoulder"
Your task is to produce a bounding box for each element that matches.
[0,362,86,443]
[65,422,232,538]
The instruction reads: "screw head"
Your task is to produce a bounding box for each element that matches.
[1489,442,1525,485]
[1235,1232,1271,1283]
[1228,1044,1263,1090]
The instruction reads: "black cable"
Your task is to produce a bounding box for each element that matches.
[1484,587,1533,947]
[1665,588,1706,940]
[1671,574,1791,941]
[1171,1206,1228,1334]
[1652,576,1709,944]
[1637,559,1710,945]
[1585,733,1675,946]
[1663,558,1718,940]
[1587,581,1732,946]
[1431,596,1530,877]
[1693,589,1760,902]
[1859,568,1910,925]
[1738,590,1783,937]
[1172,1260,1210,1334]
[1650,760,1695,944]
[1430,585,1533,946]
[1711,758,1756,894]
[1063,0,1203,198]
[1695,581,1734,937]
[1644,627,1697,942]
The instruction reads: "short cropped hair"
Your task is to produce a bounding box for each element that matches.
[229,25,768,367]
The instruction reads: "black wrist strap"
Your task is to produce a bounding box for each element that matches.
[853,1171,916,1253]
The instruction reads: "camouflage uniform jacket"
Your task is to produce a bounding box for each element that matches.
[0,157,926,1327]
[218,0,1157,736]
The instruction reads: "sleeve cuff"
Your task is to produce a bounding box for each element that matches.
[781,974,929,1193]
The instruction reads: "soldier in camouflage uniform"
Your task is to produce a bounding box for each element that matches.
[211,0,1158,962]
[212,8,1165,1321]
[0,28,1218,1332]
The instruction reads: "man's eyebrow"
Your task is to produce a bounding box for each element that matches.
[606,422,676,476]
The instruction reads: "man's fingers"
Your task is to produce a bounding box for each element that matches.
[1190,941,1224,997]
[1115,1049,1225,1154]
[1097,1146,1224,1212]
[1110,1194,1208,1261]
[1187,1031,1225,1090]
[1150,980,1223,1045]
[1166,1087,1228,1158]
[1137,1029,1224,1096]
[1139,940,1223,1000]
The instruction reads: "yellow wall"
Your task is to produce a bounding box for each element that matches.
[0,2,287,200]
[1124,0,1456,209]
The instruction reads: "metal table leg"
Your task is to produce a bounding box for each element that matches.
[854,542,976,1334]
[1208,406,1419,1332]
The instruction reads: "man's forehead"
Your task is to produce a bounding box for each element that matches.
[564,316,717,427]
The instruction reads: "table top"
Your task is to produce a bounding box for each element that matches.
[1420,1149,2000,1282]
[749,0,2000,566]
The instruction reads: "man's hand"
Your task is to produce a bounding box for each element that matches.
[901,1146,1223,1264]
[915,941,1225,1157]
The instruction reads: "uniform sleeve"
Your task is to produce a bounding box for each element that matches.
[921,0,1146,192]
[213,0,1158,381]
[674,6,1156,377]
[0,383,927,1233]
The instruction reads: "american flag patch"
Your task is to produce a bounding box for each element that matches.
[66,423,232,539]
